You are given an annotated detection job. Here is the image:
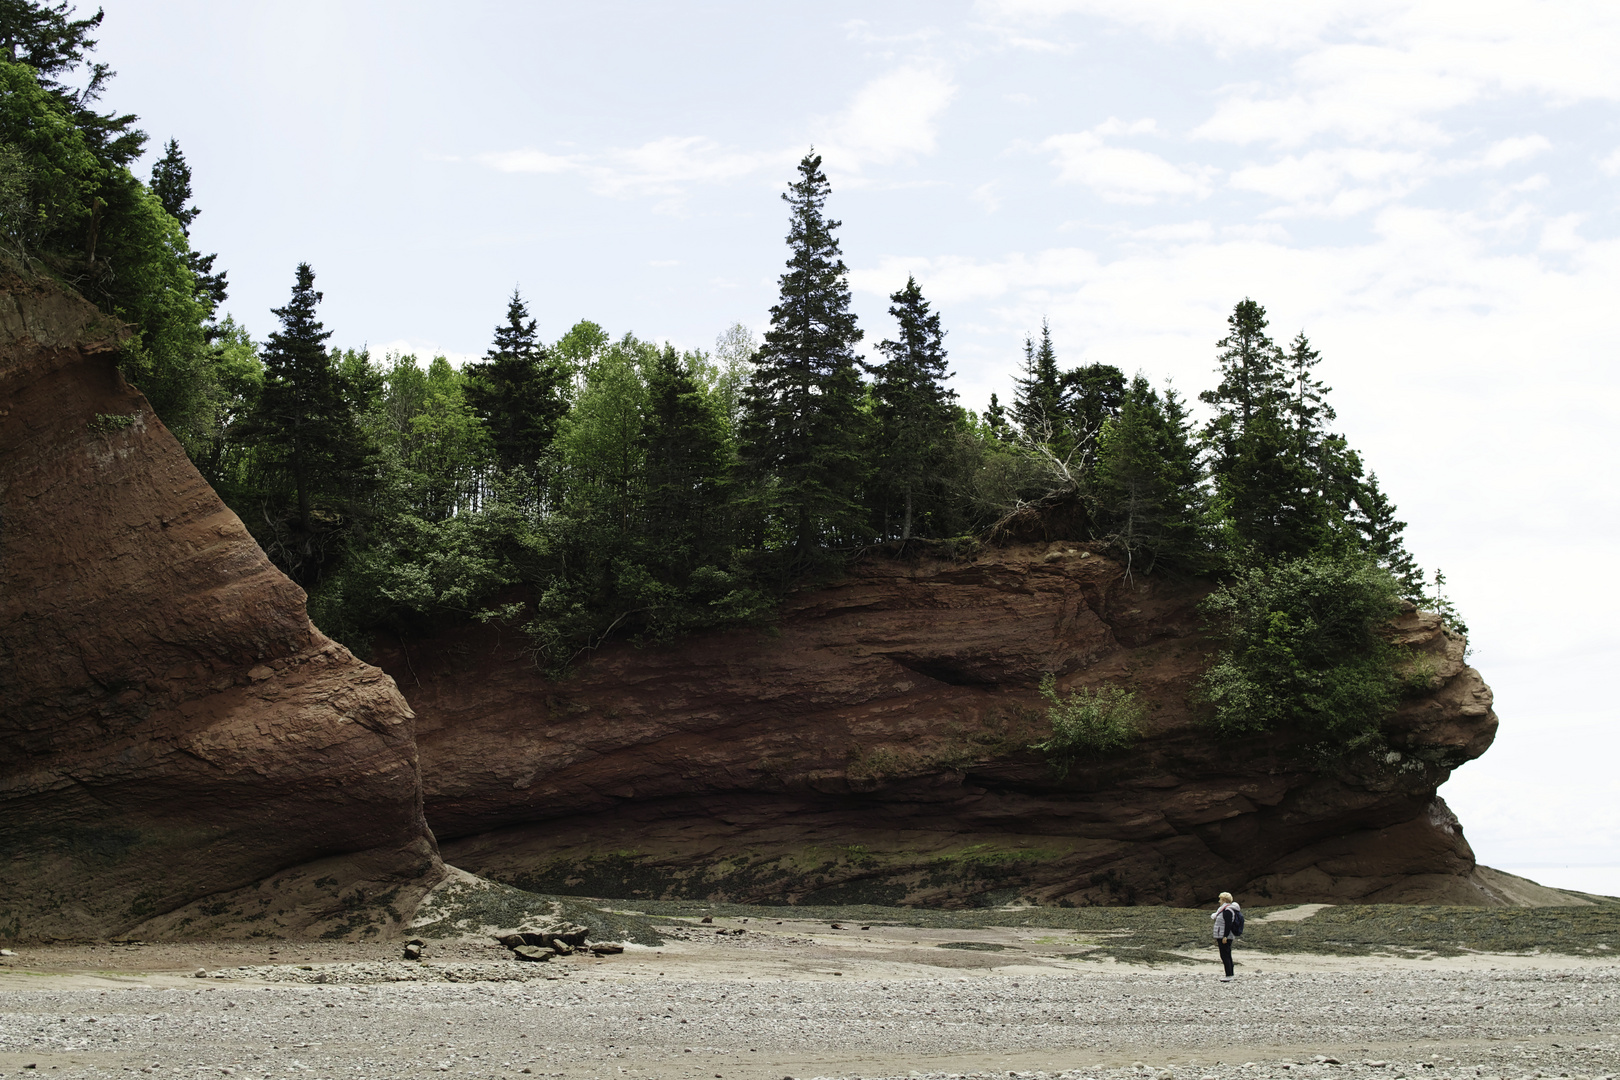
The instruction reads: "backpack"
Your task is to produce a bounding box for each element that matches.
[1227,907,1245,938]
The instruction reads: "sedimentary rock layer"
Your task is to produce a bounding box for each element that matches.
[379,543,1502,908]
[0,271,443,942]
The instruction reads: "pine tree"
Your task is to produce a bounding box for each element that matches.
[739,150,867,558]
[149,139,228,313]
[1011,320,1062,438]
[982,393,1012,441]
[870,276,956,540]
[243,263,372,534]
[464,288,569,481]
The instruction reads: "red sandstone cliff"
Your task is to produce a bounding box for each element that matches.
[0,271,444,943]
[0,267,1528,935]
[377,542,1505,908]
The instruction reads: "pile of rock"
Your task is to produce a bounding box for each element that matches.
[495,925,625,962]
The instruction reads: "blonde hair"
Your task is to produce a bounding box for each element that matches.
[1218,891,1234,903]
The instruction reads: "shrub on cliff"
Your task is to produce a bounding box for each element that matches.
[1197,551,1402,744]
[1031,675,1144,774]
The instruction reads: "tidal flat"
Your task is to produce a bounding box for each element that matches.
[3,903,1618,1080]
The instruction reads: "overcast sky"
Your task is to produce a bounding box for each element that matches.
[93,0,1619,892]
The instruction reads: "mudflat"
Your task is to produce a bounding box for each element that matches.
[2,906,1617,1080]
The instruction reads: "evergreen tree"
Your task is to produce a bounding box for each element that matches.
[1215,396,1331,560]
[149,138,227,312]
[1060,362,1126,468]
[1011,320,1062,438]
[242,263,372,536]
[0,0,142,168]
[1348,471,1423,596]
[870,276,956,540]
[739,150,867,558]
[464,288,569,481]
[1200,298,1284,436]
[982,392,1012,442]
[1201,299,1325,560]
[1093,376,1205,574]
[642,343,733,572]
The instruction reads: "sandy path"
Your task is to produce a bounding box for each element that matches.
[2,917,1617,1080]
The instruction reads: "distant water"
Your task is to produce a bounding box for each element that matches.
[1499,865,1620,898]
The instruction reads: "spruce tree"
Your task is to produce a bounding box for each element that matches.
[1201,299,1322,559]
[739,150,867,558]
[642,344,732,572]
[464,288,569,481]
[1011,320,1062,438]
[1093,376,1204,574]
[149,139,228,312]
[1060,362,1126,468]
[870,276,956,539]
[1201,298,1285,435]
[0,0,142,168]
[982,393,1012,441]
[244,262,372,535]
[1348,471,1423,596]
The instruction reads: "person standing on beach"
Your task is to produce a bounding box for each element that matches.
[1212,891,1241,981]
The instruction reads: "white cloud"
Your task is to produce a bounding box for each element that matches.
[1599,148,1620,176]
[818,63,958,171]
[1479,135,1552,169]
[986,3,1620,149]
[1229,147,1430,216]
[476,149,581,174]
[1041,120,1214,202]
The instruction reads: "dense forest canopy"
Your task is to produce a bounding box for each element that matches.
[1,0,1462,747]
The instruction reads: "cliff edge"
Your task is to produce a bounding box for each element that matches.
[377,541,1510,908]
[0,271,445,942]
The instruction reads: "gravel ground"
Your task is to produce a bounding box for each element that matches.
[3,915,1618,1080]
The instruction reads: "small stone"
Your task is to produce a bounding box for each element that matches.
[512,945,553,962]
[403,943,423,960]
[590,943,624,955]
[406,937,425,947]
[0,948,15,956]
[830,923,843,929]
[700,915,713,923]
[193,968,208,978]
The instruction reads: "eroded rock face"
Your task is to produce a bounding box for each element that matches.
[0,272,443,942]
[379,545,1502,908]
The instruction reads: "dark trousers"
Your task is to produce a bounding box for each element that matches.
[1218,937,1234,976]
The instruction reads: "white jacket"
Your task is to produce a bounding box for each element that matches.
[1211,902,1241,940]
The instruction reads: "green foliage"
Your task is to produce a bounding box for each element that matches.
[235,264,378,581]
[86,410,136,434]
[1197,551,1405,744]
[740,150,869,565]
[463,290,568,484]
[1030,675,1144,773]
[4,28,1464,689]
[1091,376,1208,576]
[869,276,958,540]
